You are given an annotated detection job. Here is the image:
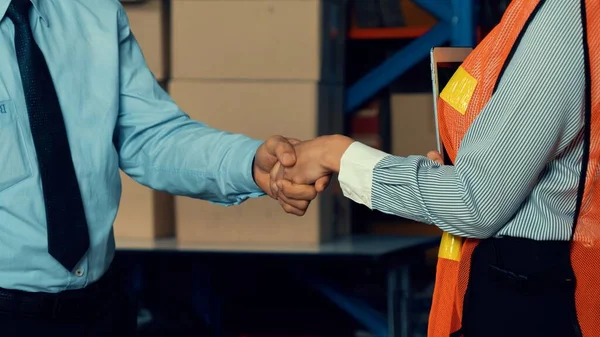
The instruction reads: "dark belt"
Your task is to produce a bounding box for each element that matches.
[0,266,120,320]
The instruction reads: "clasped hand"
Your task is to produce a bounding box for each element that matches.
[253,135,354,216]
[255,135,443,216]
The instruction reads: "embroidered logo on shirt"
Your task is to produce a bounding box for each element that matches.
[440,66,477,115]
[0,104,6,114]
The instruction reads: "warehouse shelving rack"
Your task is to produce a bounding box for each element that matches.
[344,0,476,114]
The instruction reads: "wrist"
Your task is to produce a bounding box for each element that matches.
[320,135,354,173]
[252,159,269,193]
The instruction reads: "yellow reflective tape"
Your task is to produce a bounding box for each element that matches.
[438,232,463,261]
[439,66,477,115]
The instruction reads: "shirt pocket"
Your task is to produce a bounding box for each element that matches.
[0,99,32,192]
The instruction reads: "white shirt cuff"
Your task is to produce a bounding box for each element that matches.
[338,142,390,208]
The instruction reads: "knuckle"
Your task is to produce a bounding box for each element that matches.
[267,135,284,149]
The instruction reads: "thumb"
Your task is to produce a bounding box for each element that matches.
[265,136,296,167]
[315,175,331,193]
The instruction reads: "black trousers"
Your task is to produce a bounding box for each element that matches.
[457,237,582,337]
[0,267,137,337]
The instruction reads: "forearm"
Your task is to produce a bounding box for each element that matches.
[335,142,521,238]
[118,113,264,205]
[369,155,502,238]
[115,5,264,205]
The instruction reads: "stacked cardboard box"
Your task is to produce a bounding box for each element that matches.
[171,0,345,82]
[390,93,437,157]
[170,0,350,245]
[113,0,175,240]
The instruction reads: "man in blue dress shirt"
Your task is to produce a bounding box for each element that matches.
[0,0,324,335]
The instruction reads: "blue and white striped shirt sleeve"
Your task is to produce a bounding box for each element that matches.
[338,0,585,239]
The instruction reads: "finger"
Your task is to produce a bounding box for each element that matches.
[278,192,310,212]
[315,175,331,193]
[277,180,317,200]
[282,167,309,185]
[426,150,440,160]
[265,136,296,167]
[427,150,443,165]
[278,198,306,216]
[269,161,283,197]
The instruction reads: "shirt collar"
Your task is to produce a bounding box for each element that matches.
[1,0,49,27]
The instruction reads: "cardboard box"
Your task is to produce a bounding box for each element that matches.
[171,0,345,83]
[168,79,349,244]
[113,80,175,239]
[113,173,175,239]
[169,79,342,141]
[390,93,437,157]
[123,0,169,81]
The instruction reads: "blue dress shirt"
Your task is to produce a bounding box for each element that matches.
[0,0,264,293]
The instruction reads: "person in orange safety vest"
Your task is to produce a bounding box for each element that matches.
[274,0,600,336]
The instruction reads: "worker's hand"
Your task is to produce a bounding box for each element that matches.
[253,135,320,216]
[427,150,444,165]
[276,135,353,186]
[270,160,331,215]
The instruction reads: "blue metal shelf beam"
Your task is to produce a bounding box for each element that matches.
[345,22,450,113]
[414,0,452,21]
[451,0,475,46]
[345,0,475,114]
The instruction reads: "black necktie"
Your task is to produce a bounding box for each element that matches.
[6,0,90,271]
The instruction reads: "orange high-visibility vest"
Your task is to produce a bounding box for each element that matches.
[428,0,600,336]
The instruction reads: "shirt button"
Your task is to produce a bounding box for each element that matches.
[75,268,84,277]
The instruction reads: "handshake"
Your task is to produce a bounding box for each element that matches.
[253,134,355,216]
